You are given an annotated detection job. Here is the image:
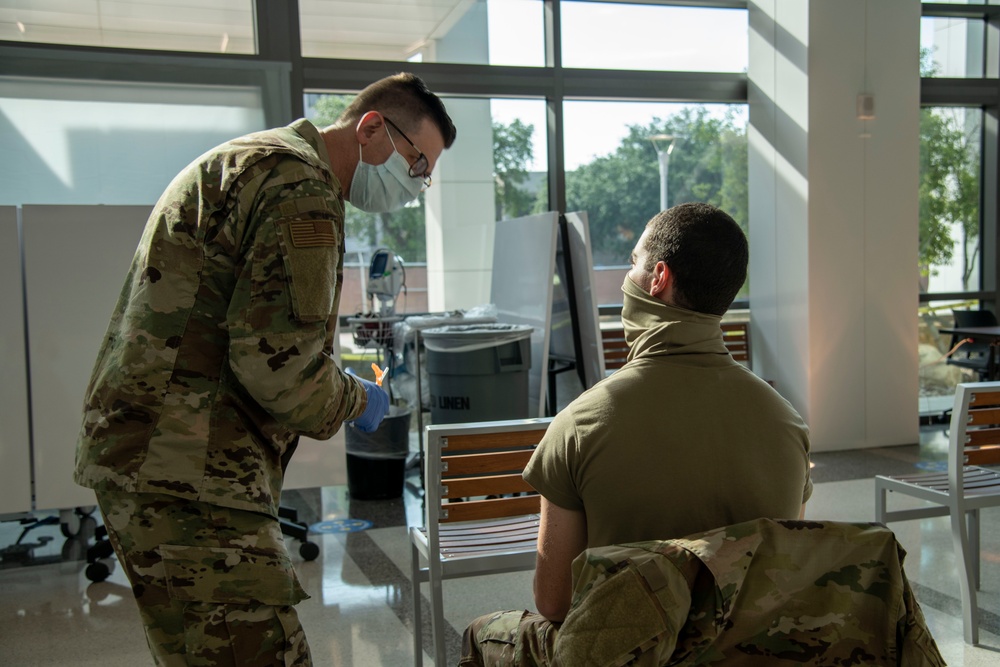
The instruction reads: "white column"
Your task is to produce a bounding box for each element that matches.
[748,0,920,451]
[425,98,495,311]
[424,1,496,311]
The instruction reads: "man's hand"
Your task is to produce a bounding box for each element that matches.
[346,367,389,432]
[533,497,587,622]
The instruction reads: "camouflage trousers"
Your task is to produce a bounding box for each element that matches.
[460,610,559,667]
[95,490,312,667]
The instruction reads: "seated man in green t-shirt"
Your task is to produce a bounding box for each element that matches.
[461,202,813,666]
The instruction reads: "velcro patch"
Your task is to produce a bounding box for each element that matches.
[289,220,336,247]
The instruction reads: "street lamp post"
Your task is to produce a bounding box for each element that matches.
[648,134,676,211]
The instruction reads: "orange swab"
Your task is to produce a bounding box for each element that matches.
[371,363,388,387]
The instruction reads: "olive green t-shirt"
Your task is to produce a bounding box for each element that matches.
[523,278,812,547]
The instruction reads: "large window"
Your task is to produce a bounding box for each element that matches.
[917,0,996,408]
[0,0,255,54]
[305,92,547,315]
[0,77,265,206]
[2,0,750,307]
[919,107,983,297]
[918,106,984,402]
[920,17,985,78]
[299,0,545,66]
[491,99,549,220]
[563,101,748,302]
[561,1,748,72]
[7,0,999,417]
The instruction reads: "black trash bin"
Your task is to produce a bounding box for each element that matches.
[422,323,533,424]
[344,405,411,500]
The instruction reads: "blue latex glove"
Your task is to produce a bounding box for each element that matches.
[346,367,389,433]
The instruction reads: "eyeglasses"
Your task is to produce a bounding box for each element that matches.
[383,116,432,188]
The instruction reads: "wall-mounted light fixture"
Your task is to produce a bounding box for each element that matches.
[857,93,875,121]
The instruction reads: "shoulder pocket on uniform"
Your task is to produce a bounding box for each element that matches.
[275,217,339,323]
[159,544,308,606]
[555,560,678,666]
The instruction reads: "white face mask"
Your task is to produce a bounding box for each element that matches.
[349,128,425,213]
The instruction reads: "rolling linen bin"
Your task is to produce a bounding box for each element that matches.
[421,323,533,424]
[344,405,412,500]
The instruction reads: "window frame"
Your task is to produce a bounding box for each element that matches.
[921,3,1000,310]
[3,0,999,315]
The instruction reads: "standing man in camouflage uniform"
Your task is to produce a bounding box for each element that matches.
[74,72,456,666]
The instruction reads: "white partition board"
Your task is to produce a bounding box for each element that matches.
[23,205,345,508]
[565,212,605,387]
[0,207,32,514]
[23,205,150,511]
[491,212,558,418]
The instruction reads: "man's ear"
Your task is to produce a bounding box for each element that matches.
[355,111,384,146]
[649,261,671,298]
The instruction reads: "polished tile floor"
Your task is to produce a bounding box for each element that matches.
[2,425,999,666]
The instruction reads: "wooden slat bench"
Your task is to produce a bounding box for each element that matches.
[601,320,752,373]
[721,321,751,367]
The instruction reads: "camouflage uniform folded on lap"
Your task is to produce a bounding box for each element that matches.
[462,519,947,667]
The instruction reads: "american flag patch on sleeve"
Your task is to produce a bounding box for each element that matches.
[288,220,336,248]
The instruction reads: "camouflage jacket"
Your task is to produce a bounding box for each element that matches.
[74,119,366,517]
[553,519,946,666]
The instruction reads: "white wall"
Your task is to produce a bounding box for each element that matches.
[749,0,920,451]
[423,0,497,311]
[425,97,496,311]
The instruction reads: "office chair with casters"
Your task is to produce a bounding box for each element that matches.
[279,505,320,560]
[84,525,116,582]
[947,309,998,380]
[875,381,1000,646]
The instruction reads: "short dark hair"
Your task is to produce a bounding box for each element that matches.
[335,72,456,149]
[642,202,748,316]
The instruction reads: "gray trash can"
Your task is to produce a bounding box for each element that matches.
[344,405,411,500]
[422,323,533,424]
